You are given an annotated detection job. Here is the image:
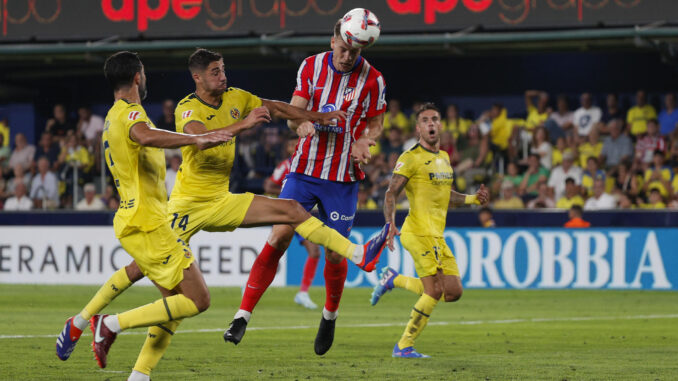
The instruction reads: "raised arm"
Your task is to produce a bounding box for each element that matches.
[130,122,232,150]
[384,173,409,250]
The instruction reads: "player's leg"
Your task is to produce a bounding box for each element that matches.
[295,237,320,309]
[56,261,143,361]
[439,242,463,303]
[240,194,388,271]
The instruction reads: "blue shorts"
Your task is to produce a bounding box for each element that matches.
[280,173,359,238]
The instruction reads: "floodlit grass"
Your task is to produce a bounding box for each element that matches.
[1,284,677,380]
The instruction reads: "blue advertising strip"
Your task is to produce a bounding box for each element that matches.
[285,228,678,291]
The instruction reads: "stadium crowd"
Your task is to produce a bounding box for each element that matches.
[1,89,677,211]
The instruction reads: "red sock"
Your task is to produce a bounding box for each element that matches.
[240,242,285,312]
[323,258,348,312]
[300,256,319,292]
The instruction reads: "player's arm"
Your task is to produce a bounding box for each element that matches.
[352,113,384,164]
[129,122,232,150]
[384,173,408,250]
[449,184,490,207]
[182,107,272,137]
[262,98,346,130]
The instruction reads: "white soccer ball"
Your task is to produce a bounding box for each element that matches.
[339,8,381,49]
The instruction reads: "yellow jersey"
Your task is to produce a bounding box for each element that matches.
[172,88,262,201]
[525,105,549,130]
[103,99,167,238]
[556,195,585,209]
[578,142,603,167]
[393,144,453,238]
[442,118,471,139]
[627,105,657,136]
[384,111,410,133]
[0,121,8,147]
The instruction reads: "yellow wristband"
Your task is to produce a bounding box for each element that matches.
[465,194,479,205]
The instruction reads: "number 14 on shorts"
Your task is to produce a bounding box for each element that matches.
[171,213,189,231]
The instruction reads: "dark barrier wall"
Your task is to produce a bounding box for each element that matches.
[1,210,677,227]
[1,0,675,41]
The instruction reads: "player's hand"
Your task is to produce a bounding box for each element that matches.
[315,110,347,126]
[476,183,490,205]
[244,106,272,128]
[296,121,316,138]
[386,223,401,251]
[351,137,375,164]
[194,130,234,150]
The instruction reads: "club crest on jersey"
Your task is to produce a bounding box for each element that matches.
[181,110,193,119]
[344,87,356,102]
[128,111,140,121]
[230,107,240,119]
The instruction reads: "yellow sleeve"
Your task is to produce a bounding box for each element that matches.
[393,151,416,179]
[232,87,263,117]
[644,170,651,183]
[626,108,634,123]
[121,104,152,147]
[649,106,657,118]
[174,99,203,133]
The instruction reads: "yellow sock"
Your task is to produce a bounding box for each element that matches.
[397,293,438,349]
[393,275,424,295]
[133,319,182,375]
[118,294,199,330]
[295,216,355,260]
[80,267,132,320]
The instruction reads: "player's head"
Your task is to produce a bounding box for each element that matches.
[415,102,442,148]
[330,19,361,73]
[189,48,226,95]
[104,51,147,100]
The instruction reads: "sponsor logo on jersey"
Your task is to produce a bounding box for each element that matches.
[314,104,343,133]
[230,107,240,119]
[128,111,140,120]
[182,110,193,119]
[330,211,355,221]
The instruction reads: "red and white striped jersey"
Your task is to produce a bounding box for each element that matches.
[290,51,386,182]
[269,158,292,186]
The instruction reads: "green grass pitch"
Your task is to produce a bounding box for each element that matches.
[1,284,677,380]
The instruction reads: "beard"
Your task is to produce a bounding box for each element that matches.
[139,82,148,101]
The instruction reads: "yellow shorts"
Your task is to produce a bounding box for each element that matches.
[168,192,255,243]
[400,233,459,278]
[119,223,194,290]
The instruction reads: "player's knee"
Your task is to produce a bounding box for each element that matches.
[326,251,344,264]
[193,292,211,312]
[444,289,463,303]
[125,262,144,282]
[286,199,309,222]
[269,231,293,249]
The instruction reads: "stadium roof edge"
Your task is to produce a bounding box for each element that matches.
[2,27,678,55]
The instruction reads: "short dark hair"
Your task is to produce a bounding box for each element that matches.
[565,177,576,185]
[188,48,223,73]
[104,51,143,91]
[570,204,583,216]
[415,102,441,119]
[334,18,342,38]
[479,206,492,215]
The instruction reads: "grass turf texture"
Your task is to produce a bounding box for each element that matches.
[1,285,677,380]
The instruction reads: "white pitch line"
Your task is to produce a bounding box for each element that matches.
[2,314,677,340]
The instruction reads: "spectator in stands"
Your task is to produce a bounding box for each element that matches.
[0,166,8,201]
[357,185,377,210]
[643,150,672,197]
[530,126,552,170]
[547,94,573,142]
[564,205,590,228]
[8,133,35,172]
[77,105,105,145]
[551,136,566,168]
[573,92,601,139]
[478,207,496,227]
[33,132,60,172]
[253,127,282,180]
[658,92,678,137]
[641,187,666,209]
[480,103,519,162]
[155,99,177,132]
[577,127,602,168]
[0,116,8,147]
[548,150,582,200]
[493,180,524,209]
[584,178,616,210]
[439,131,455,159]
[0,134,9,169]
[518,153,549,197]
[58,134,93,206]
[30,156,59,209]
[556,177,584,209]
[108,196,120,210]
[526,182,556,209]
[617,193,636,209]
[75,183,106,211]
[442,104,471,139]
[635,119,666,168]
[100,184,115,206]
[7,164,32,195]
[380,126,404,157]
[45,103,76,140]
[627,90,657,137]
[4,181,32,211]
[668,140,678,169]
[383,99,410,134]
[601,93,625,126]
[581,157,605,197]
[165,155,181,196]
[455,124,489,178]
[408,101,425,132]
[524,90,550,131]
[600,119,633,170]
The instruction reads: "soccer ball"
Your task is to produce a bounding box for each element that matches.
[339,8,381,49]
